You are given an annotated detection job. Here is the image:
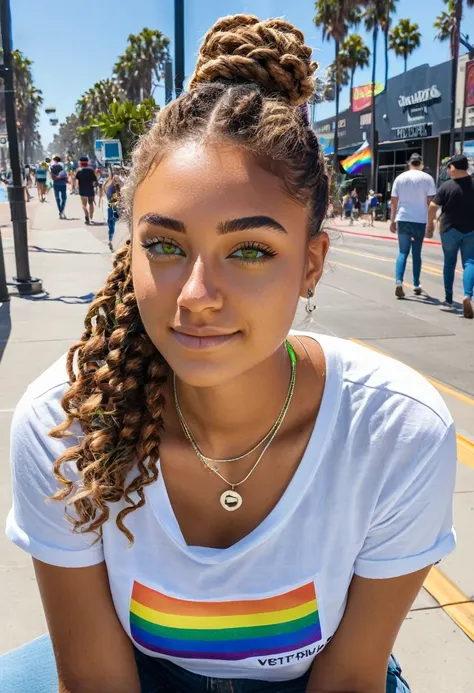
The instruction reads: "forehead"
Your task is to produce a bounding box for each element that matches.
[133,141,306,226]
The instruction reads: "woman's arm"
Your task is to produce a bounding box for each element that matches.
[34,559,141,693]
[306,567,430,693]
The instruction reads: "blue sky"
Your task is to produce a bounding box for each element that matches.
[13,0,474,148]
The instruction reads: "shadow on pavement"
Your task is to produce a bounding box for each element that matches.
[29,245,103,256]
[21,292,95,305]
[0,300,11,363]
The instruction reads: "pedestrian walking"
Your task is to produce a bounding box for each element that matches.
[104,172,121,251]
[50,156,68,218]
[390,153,436,298]
[427,154,474,319]
[342,192,354,224]
[35,161,48,202]
[3,14,456,693]
[75,156,98,225]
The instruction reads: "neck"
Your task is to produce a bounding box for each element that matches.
[171,342,293,459]
[452,171,469,179]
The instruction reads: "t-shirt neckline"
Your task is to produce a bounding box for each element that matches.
[148,332,343,565]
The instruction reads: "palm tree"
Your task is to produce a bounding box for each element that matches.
[113,28,170,102]
[80,98,158,159]
[76,79,125,124]
[380,1,398,89]
[434,0,474,153]
[314,0,365,173]
[389,19,421,72]
[364,0,388,188]
[339,34,371,108]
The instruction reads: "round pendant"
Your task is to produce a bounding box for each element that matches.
[220,489,243,512]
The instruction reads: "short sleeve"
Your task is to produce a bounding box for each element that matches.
[5,385,104,568]
[434,183,447,207]
[427,175,437,196]
[391,178,398,197]
[354,422,456,579]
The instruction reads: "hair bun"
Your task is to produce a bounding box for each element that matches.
[189,14,317,106]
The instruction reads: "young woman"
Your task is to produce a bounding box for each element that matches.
[4,15,456,693]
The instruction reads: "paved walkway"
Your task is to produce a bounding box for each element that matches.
[0,192,472,691]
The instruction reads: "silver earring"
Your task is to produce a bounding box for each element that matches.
[306,288,316,314]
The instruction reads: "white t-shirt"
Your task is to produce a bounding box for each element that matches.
[391,169,437,223]
[6,333,456,682]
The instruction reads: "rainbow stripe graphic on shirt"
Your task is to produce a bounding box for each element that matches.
[130,581,321,661]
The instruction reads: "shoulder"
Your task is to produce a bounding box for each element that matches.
[294,332,452,435]
[13,355,74,447]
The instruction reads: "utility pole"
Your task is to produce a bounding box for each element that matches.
[0,0,42,295]
[174,0,185,97]
[449,0,462,156]
[164,60,173,104]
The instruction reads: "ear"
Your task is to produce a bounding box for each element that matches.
[300,232,329,299]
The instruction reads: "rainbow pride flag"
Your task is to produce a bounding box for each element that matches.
[130,581,321,661]
[341,142,372,175]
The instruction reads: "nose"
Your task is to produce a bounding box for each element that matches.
[177,256,223,313]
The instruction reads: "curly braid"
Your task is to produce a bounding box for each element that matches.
[51,14,328,541]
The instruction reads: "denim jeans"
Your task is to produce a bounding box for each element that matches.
[108,205,119,243]
[440,228,474,302]
[395,221,426,287]
[0,634,410,692]
[53,185,67,214]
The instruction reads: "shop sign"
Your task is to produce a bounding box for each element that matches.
[392,123,433,139]
[465,60,474,108]
[315,122,332,133]
[398,85,442,122]
[352,83,383,112]
[360,113,371,127]
[338,118,346,128]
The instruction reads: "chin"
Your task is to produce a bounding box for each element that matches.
[169,359,241,388]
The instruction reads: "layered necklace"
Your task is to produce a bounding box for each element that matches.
[173,340,297,511]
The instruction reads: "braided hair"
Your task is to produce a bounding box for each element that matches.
[50,14,328,542]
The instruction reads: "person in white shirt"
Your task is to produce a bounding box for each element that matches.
[3,15,456,693]
[390,153,437,299]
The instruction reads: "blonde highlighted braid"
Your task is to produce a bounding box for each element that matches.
[50,15,328,542]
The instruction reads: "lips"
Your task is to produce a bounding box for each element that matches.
[171,328,240,350]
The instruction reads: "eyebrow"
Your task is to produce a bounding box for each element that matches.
[137,213,287,235]
[138,213,186,233]
[217,216,287,234]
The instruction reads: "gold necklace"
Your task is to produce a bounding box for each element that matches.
[173,341,297,511]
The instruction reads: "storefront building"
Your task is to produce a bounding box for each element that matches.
[313,59,453,201]
[374,61,452,198]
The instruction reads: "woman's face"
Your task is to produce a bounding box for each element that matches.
[132,141,328,387]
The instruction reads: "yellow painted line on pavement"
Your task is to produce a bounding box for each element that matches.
[334,261,413,288]
[331,246,446,277]
[350,338,474,470]
[335,261,463,303]
[424,567,474,642]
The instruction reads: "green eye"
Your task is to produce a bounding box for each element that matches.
[231,247,265,260]
[161,242,179,255]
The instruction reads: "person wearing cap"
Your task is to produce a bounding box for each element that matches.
[390,153,437,298]
[427,154,474,319]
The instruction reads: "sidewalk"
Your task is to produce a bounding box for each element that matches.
[0,193,114,651]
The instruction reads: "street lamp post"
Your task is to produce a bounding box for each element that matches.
[0,0,42,295]
[174,0,185,97]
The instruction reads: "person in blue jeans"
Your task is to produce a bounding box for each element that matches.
[104,172,121,251]
[427,153,474,319]
[390,153,437,299]
[49,156,68,219]
[2,14,457,693]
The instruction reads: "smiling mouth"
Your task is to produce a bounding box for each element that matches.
[171,329,240,350]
